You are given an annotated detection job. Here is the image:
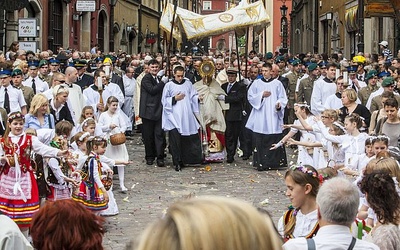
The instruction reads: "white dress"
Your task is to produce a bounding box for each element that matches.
[290,116,316,166]
[98,111,129,163]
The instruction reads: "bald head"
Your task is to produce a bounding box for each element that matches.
[65,67,78,83]
[271,64,280,78]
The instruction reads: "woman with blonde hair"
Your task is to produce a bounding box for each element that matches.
[134,196,283,250]
[24,93,56,130]
[339,88,371,131]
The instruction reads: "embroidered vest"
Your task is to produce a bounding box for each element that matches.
[0,134,33,174]
[283,208,320,242]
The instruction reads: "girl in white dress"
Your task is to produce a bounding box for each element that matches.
[278,164,321,241]
[275,103,316,166]
[72,131,127,216]
[317,113,368,176]
[98,96,129,193]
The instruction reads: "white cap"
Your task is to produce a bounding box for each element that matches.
[379,41,388,47]
[144,55,152,62]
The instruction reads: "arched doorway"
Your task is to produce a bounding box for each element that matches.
[48,0,63,52]
[98,10,106,52]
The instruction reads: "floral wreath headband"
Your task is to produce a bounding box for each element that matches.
[294,102,310,109]
[78,132,91,142]
[290,164,324,184]
[81,117,96,128]
[332,122,346,133]
[87,136,107,143]
[8,112,24,123]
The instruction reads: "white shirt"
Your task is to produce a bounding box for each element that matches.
[61,83,85,124]
[283,225,379,250]
[83,83,124,117]
[0,86,27,113]
[278,209,319,238]
[23,76,49,94]
[311,77,337,115]
[122,74,136,97]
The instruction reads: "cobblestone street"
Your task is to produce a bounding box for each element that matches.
[102,134,292,249]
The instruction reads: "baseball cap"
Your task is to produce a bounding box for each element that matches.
[379,41,388,47]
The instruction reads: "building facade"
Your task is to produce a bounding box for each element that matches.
[0,0,161,54]
[290,0,399,58]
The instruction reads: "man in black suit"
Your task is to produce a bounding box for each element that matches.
[219,67,246,163]
[139,59,166,167]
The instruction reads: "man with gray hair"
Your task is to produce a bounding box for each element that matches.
[283,178,379,250]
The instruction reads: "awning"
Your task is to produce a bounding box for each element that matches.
[345,6,359,32]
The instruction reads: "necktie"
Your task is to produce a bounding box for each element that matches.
[227,83,233,93]
[32,78,36,94]
[4,88,10,114]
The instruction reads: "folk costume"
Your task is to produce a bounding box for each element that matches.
[0,130,60,228]
[72,152,108,211]
[245,77,288,170]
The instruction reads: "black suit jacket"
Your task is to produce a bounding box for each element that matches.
[77,74,94,91]
[221,81,246,121]
[49,100,75,126]
[111,73,125,96]
[277,75,289,90]
[139,73,165,121]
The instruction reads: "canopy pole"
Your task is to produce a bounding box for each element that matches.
[245,27,249,79]
[234,31,242,83]
[166,0,178,77]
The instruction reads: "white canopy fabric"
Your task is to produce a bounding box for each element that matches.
[160,0,270,41]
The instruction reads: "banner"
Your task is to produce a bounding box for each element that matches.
[160,0,270,41]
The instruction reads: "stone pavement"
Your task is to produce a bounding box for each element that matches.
[103,134,294,250]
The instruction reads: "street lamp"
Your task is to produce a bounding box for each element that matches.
[109,0,118,53]
[280,1,288,54]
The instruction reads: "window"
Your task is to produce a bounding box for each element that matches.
[203,1,211,10]
[208,37,212,49]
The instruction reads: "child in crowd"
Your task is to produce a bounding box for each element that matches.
[317,113,368,176]
[98,96,129,193]
[46,121,80,201]
[273,103,316,166]
[0,112,68,236]
[72,136,109,212]
[278,164,321,241]
[72,106,103,137]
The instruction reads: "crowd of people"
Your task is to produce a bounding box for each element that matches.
[0,40,399,249]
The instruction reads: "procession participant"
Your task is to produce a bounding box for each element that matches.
[23,60,49,94]
[0,112,68,235]
[347,64,367,92]
[353,55,367,82]
[297,63,319,106]
[246,62,288,171]
[194,60,228,163]
[161,65,202,171]
[62,67,85,124]
[48,58,61,76]
[284,60,302,124]
[324,76,349,110]
[369,77,400,113]
[133,63,149,127]
[0,68,27,115]
[239,65,259,160]
[219,67,246,163]
[311,63,337,115]
[369,91,395,134]
[11,69,34,110]
[366,72,395,110]
[358,70,379,106]
[49,85,74,126]
[38,60,51,87]
[122,66,136,135]
[75,59,94,91]
[139,59,166,167]
[83,69,124,118]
